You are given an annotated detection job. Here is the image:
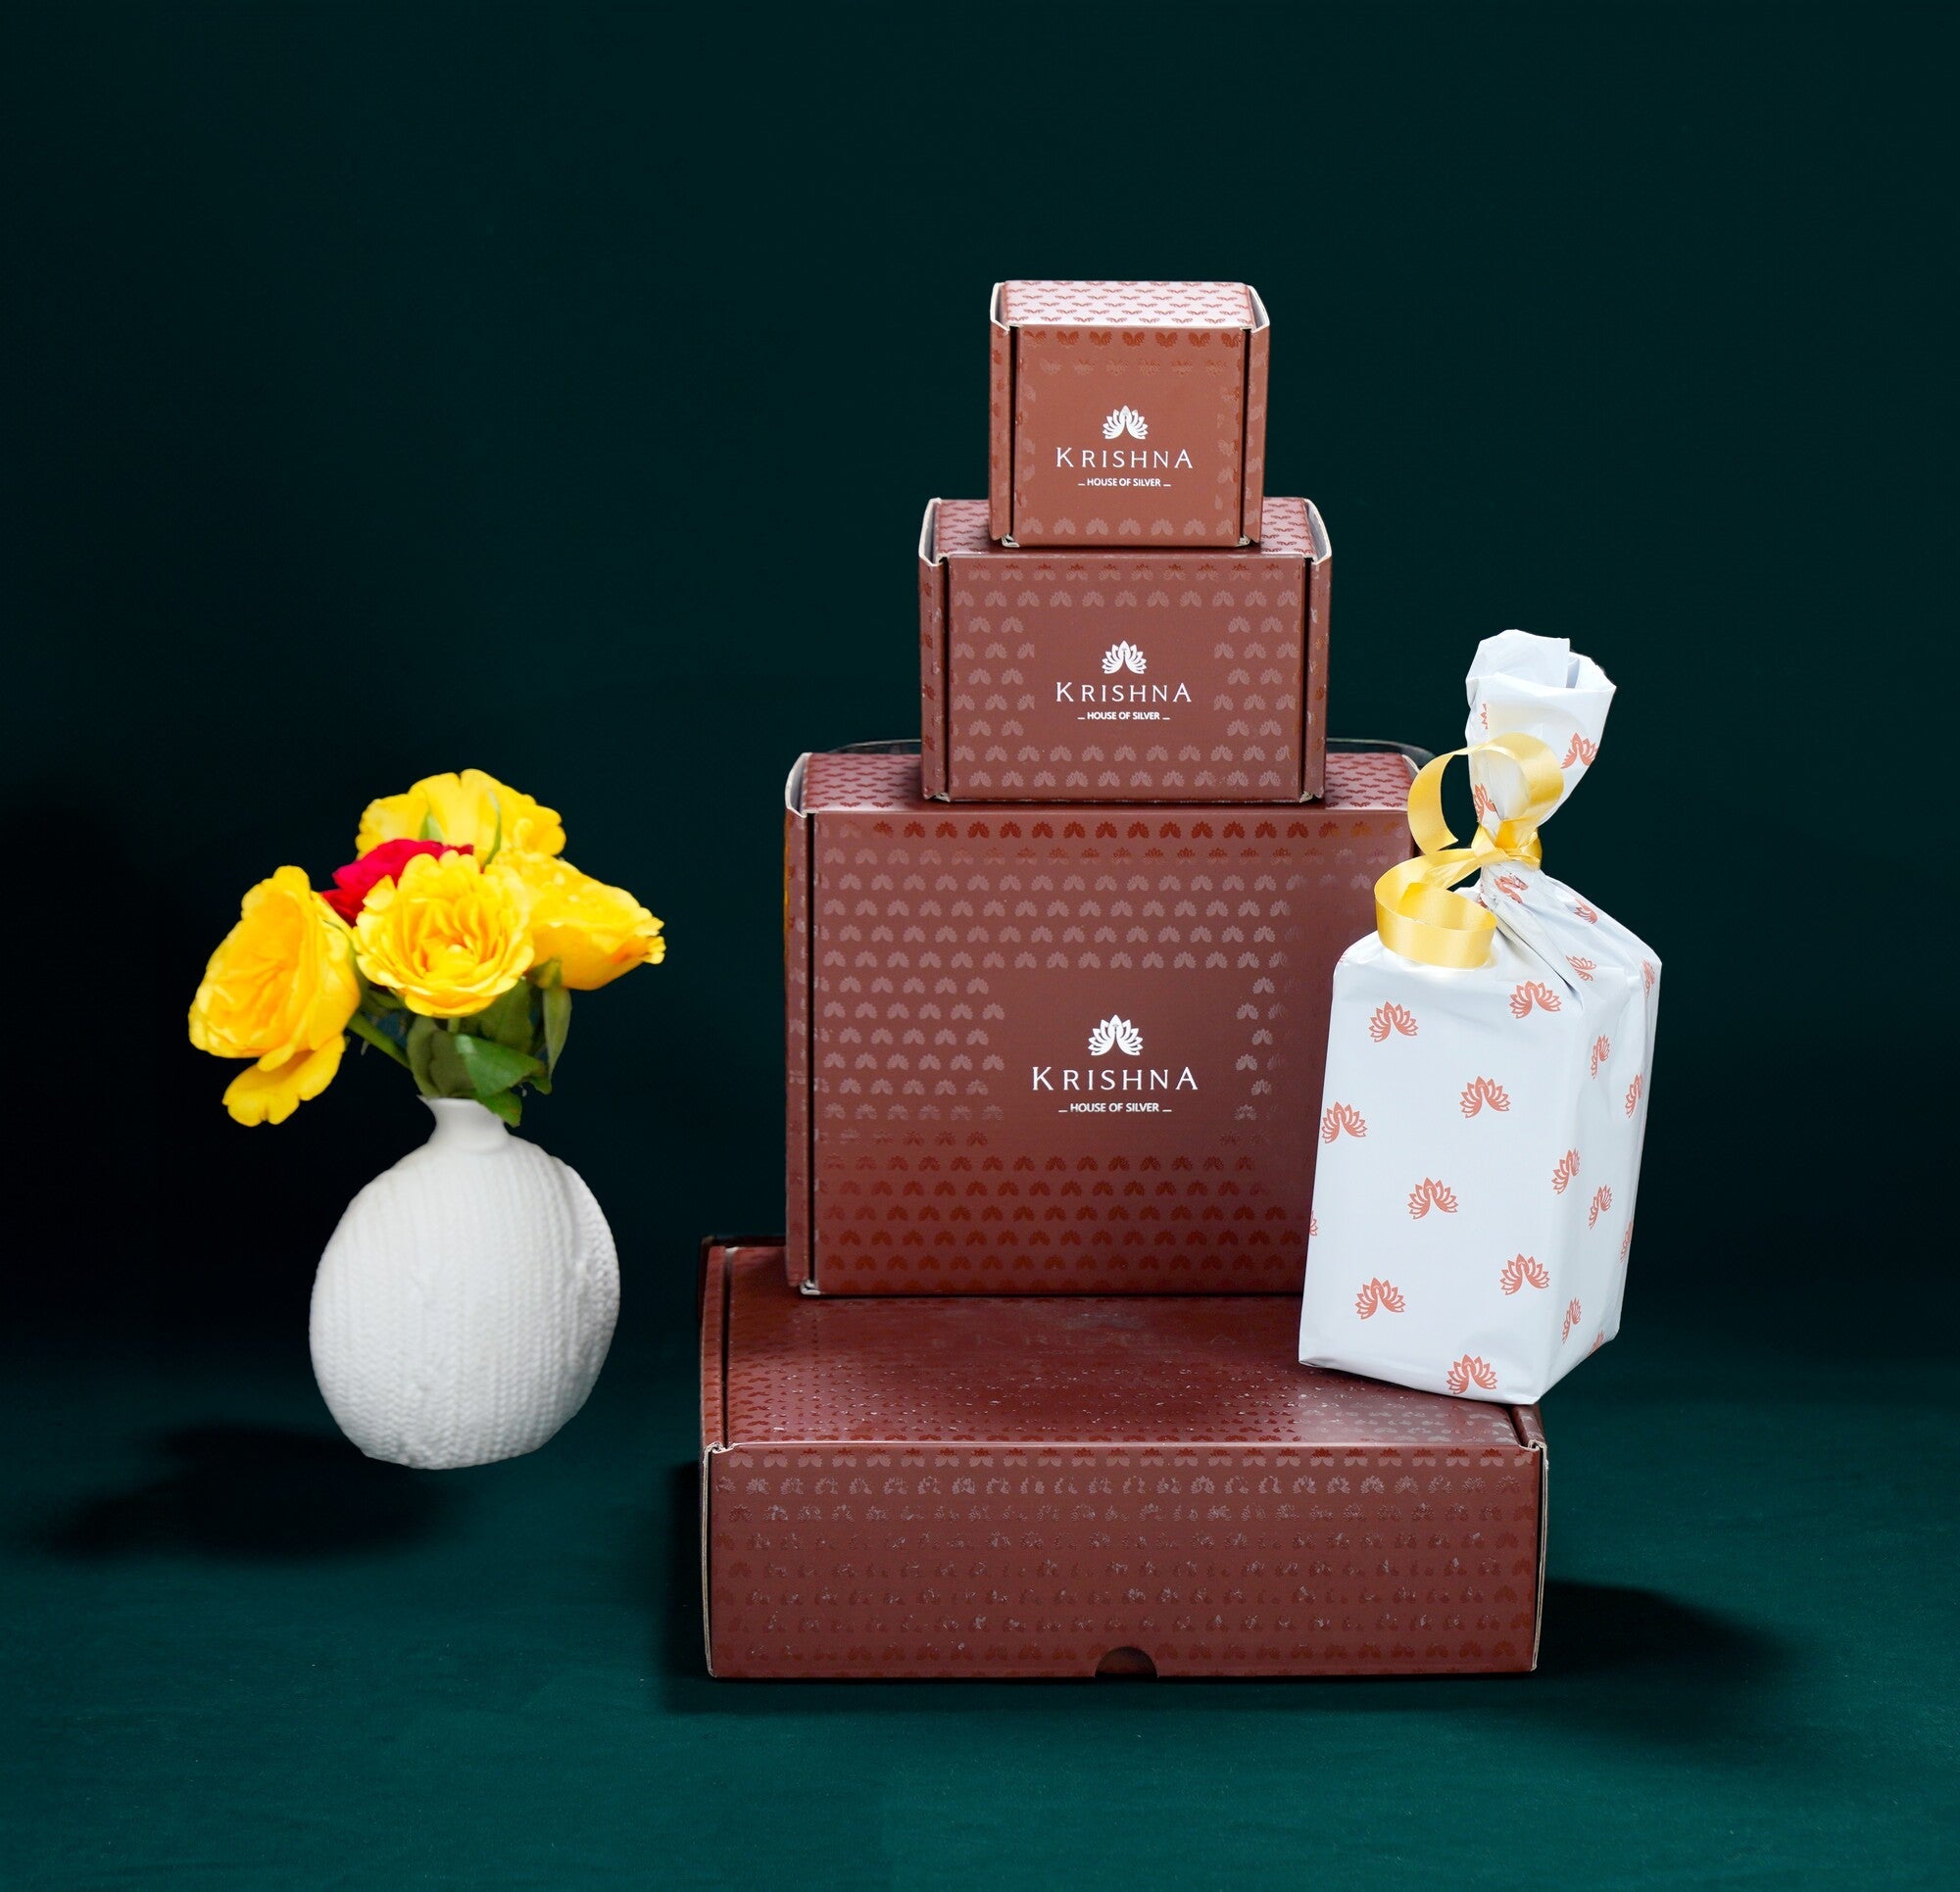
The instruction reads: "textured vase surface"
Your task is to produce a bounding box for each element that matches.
[310,1098,619,1469]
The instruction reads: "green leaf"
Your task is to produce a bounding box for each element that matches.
[406,1016,441,1097]
[426,1026,473,1098]
[543,982,570,1078]
[478,1087,523,1128]
[480,795,505,868]
[452,1032,543,1099]
[474,981,535,1053]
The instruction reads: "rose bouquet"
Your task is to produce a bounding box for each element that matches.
[189,769,664,1126]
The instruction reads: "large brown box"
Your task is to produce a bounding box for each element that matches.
[919,495,1331,803]
[701,1239,1548,1679]
[989,281,1269,549]
[784,742,1420,1296]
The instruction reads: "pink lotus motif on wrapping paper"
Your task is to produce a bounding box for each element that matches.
[1472,783,1497,825]
[1500,1254,1550,1295]
[1321,1101,1367,1142]
[1590,1035,1612,1077]
[1509,981,1562,1017]
[1589,1184,1613,1229]
[1367,1001,1418,1042]
[1642,959,1658,993]
[1309,1212,1320,1237]
[1573,899,1599,924]
[1355,1278,1405,1319]
[1567,955,1596,982]
[1563,1298,1583,1343]
[1562,733,1598,768]
[1551,1148,1581,1194]
[1493,873,1529,904]
[1407,1178,1459,1219]
[1459,1076,1511,1117]
[1625,1073,1643,1117]
[1446,1355,1499,1395]
[1620,1222,1634,1263]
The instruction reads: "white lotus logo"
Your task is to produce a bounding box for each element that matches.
[1102,405,1149,441]
[1101,640,1148,675]
[1088,1014,1144,1057]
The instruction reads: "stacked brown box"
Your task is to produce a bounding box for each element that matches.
[988,280,1269,548]
[702,1240,1547,1680]
[783,741,1419,1296]
[920,496,1332,803]
[701,281,1552,1680]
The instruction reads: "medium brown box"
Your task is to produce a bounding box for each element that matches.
[784,742,1420,1296]
[989,281,1269,549]
[701,1239,1548,1679]
[919,496,1331,803]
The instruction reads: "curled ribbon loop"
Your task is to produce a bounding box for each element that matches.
[1374,733,1564,968]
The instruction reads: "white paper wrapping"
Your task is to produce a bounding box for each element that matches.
[1298,633,1659,1401]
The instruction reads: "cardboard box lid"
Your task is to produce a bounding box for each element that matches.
[705,1240,1539,1454]
[787,738,1407,820]
[998,280,1264,331]
[921,495,1324,568]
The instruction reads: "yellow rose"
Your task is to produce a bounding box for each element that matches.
[505,853,666,990]
[355,769,564,859]
[189,866,360,1125]
[355,850,534,1017]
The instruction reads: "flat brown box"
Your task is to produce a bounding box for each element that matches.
[919,496,1331,803]
[701,1239,1548,1679]
[989,281,1269,549]
[784,742,1420,1296]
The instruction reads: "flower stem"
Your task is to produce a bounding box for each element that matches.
[347,1010,412,1069]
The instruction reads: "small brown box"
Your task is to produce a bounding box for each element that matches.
[990,280,1270,549]
[920,496,1331,803]
[784,742,1420,1296]
[701,1239,1548,1679]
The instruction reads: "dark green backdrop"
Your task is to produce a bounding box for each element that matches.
[3,5,1952,1888]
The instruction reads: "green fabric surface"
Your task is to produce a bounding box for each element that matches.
[6,1315,1955,1889]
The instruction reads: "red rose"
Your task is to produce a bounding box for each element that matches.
[321,839,472,924]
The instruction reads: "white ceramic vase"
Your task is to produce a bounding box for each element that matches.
[310,1098,619,1470]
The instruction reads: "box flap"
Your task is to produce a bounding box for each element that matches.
[999,280,1258,330]
[722,1244,1527,1452]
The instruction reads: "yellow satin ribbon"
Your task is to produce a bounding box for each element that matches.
[1374,732,1565,968]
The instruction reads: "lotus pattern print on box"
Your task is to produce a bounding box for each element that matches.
[1298,632,1660,1403]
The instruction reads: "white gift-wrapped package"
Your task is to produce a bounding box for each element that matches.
[1298,631,1659,1402]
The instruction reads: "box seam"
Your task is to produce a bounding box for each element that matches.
[800,804,818,1292]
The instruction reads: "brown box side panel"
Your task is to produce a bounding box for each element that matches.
[941,537,1307,803]
[917,505,948,799]
[709,1442,1541,1678]
[784,800,812,1289]
[989,297,1012,541]
[1303,503,1333,800]
[698,1238,728,1454]
[1009,325,1248,549]
[1242,315,1270,541]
